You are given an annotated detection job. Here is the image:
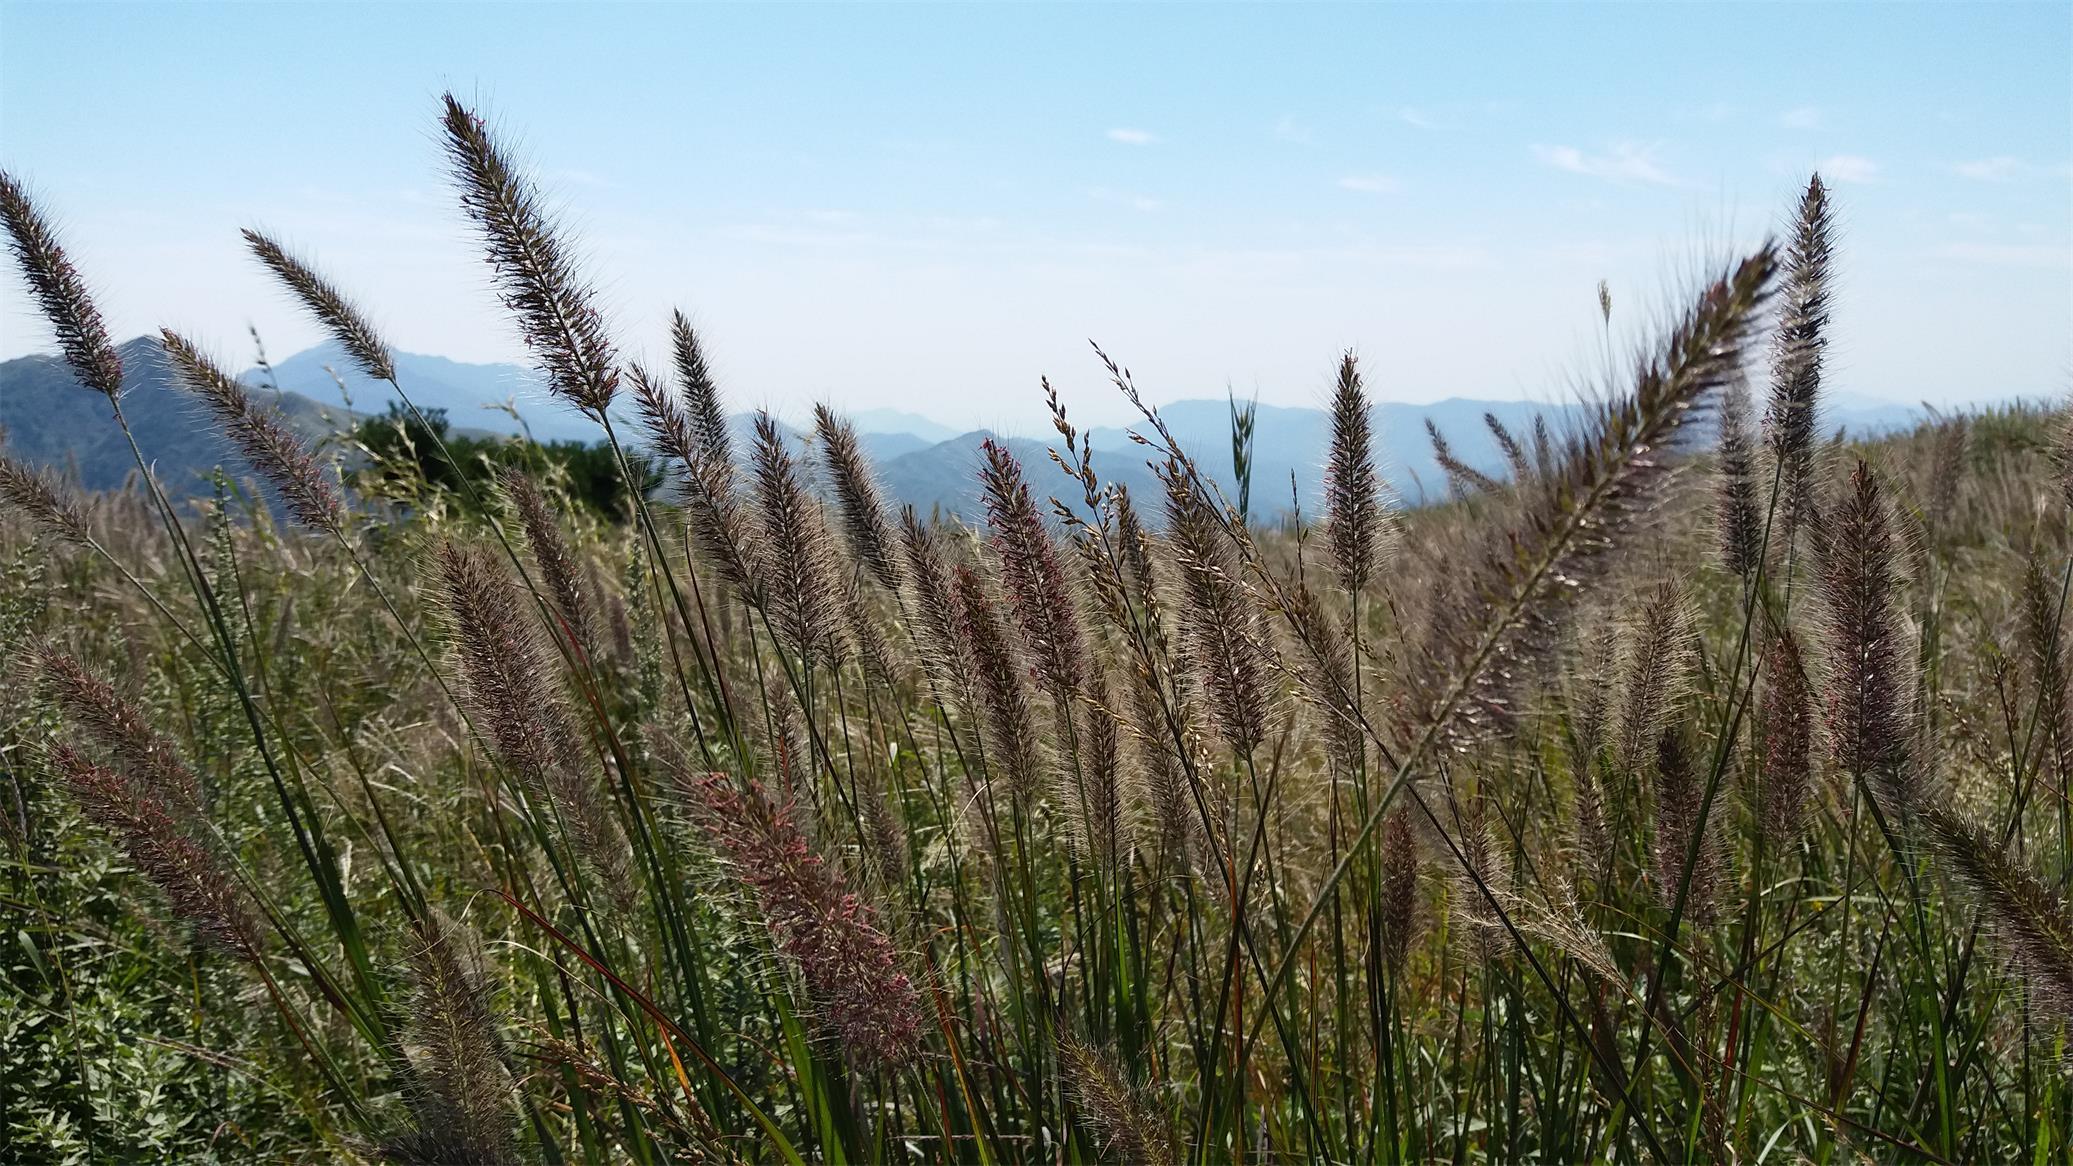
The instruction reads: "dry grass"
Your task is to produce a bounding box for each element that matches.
[3,102,2071,1165]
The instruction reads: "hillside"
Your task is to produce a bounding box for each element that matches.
[0,336,351,498]
[7,337,1935,523]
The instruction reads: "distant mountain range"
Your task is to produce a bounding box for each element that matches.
[1,336,349,497]
[3,337,1929,521]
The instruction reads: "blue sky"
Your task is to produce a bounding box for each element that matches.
[1,1,2066,432]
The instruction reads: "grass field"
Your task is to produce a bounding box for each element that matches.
[3,94,2071,1164]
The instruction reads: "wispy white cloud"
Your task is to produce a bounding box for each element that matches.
[1088,186,1163,212]
[1273,115,1316,145]
[1780,106,1823,130]
[1106,128,1158,146]
[1397,106,1440,131]
[1930,241,2072,268]
[1337,174,1402,194]
[1531,142,1682,187]
[1953,155,2025,181]
[1819,154,1879,184]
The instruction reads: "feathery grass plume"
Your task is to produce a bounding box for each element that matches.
[34,645,202,813]
[758,670,813,804]
[1160,462,1269,756]
[858,776,908,896]
[240,229,395,383]
[750,411,842,670]
[1324,351,1386,596]
[2022,551,2072,800]
[0,452,93,546]
[980,438,1088,706]
[1126,665,1202,872]
[898,505,977,713]
[1924,803,2073,1025]
[1486,413,1533,483]
[1925,414,1970,532]
[1816,460,1918,813]
[383,911,517,1166]
[1449,797,1515,959]
[677,770,924,1070]
[433,540,634,904]
[838,566,903,689]
[671,310,732,469]
[2052,400,2073,514]
[1571,754,1612,892]
[1378,806,1420,976]
[1282,576,1363,781]
[1757,626,1815,841]
[1417,245,1775,743]
[952,564,1043,801]
[1567,623,1618,881]
[0,170,123,398]
[1715,375,1763,577]
[1613,579,1700,773]
[160,330,346,533]
[1066,670,1127,872]
[439,93,618,414]
[1649,729,1724,923]
[1058,1033,1178,1166]
[814,404,902,593]
[47,742,260,961]
[499,468,594,657]
[1763,174,1833,537]
[1425,418,1501,496]
[627,364,760,599]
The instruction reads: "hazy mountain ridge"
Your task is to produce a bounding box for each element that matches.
[1,337,351,498]
[7,338,1938,521]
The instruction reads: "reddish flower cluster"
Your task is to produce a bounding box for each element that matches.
[684,773,923,1071]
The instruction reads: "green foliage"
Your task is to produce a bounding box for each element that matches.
[351,402,658,522]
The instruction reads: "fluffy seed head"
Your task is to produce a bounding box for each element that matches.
[1059,1034,1178,1166]
[1764,174,1834,536]
[386,910,516,1166]
[1613,579,1700,773]
[0,452,93,546]
[1650,729,1726,924]
[49,742,259,960]
[1926,804,2073,1025]
[1816,461,1917,812]
[1379,807,1420,975]
[750,412,841,670]
[500,469,594,658]
[440,93,619,414]
[899,506,976,713]
[2022,551,2071,800]
[433,540,633,903]
[161,330,345,532]
[670,311,732,468]
[815,404,902,593]
[1715,375,1763,577]
[1161,465,1269,756]
[952,564,1043,801]
[980,438,1088,706]
[0,170,123,398]
[241,229,395,382]
[1324,350,1386,596]
[36,645,202,814]
[628,364,760,600]
[679,771,924,1071]
[1757,626,1815,841]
